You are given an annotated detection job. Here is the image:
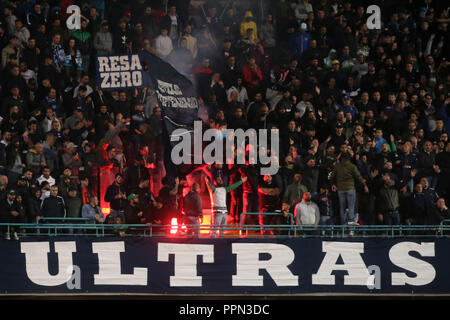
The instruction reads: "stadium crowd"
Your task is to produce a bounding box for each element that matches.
[0,0,449,239]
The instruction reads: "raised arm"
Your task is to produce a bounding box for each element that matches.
[225,176,247,192]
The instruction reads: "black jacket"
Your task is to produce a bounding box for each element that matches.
[40,195,66,218]
[124,204,143,225]
[0,199,24,222]
[183,191,203,217]
[104,183,127,211]
[27,195,42,222]
[417,151,436,176]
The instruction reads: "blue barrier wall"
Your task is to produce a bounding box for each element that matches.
[0,237,448,294]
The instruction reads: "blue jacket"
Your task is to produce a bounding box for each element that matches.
[439,103,450,133]
[82,204,105,223]
[289,32,311,60]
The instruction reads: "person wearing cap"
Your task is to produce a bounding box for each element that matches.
[15,175,30,199]
[340,95,359,119]
[327,121,347,150]
[289,22,310,61]
[323,49,337,69]
[25,142,46,174]
[94,20,113,55]
[124,193,146,225]
[1,189,24,240]
[62,142,82,176]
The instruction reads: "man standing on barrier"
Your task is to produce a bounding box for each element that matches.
[104,173,127,223]
[205,175,247,237]
[182,183,203,237]
[258,174,281,235]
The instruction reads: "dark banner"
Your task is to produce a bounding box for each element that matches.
[138,51,199,180]
[138,51,198,132]
[0,237,449,294]
[96,54,150,90]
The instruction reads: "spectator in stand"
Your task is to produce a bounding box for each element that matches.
[27,187,42,223]
[294,191,320,227]
[240,11,258,41]
[205,174,246,237]
[154,27,173,61]
[258,174,281,234]
[94,20,113,56]
[376,173,401,225]
[182,182,203,237]
[26,142,46,174]
[82,195,104,224]
[289,23,310,62]
[429,198,449,225]
[1,189,24,240]
[417,140,439,189]
[36,166,55,187]
[0,0,447,235]
[104,173,127,223]
[330,152,368,225]
[40,185,66,218]
[65,185,82,219]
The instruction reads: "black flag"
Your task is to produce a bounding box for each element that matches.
[139,51,199,182]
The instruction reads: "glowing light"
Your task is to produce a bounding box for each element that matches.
[102,208,110,215]
[200,212,211,235]
[170,218,178,234]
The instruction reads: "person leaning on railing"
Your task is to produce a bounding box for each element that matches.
[0,189,25,240]
[40,185,66,218]
[294,192,320,232]
[82,195,104,225]
[182,183,203,237]
[205,174,247,237]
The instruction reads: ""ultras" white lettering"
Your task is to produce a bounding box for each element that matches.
[20,241,436,288]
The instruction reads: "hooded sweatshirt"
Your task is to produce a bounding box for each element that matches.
[240,11,258,40]
[94,25,113,55]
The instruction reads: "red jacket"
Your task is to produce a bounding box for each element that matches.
[242,65,263,86]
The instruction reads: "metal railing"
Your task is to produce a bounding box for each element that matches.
[1,222,450,238]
